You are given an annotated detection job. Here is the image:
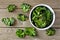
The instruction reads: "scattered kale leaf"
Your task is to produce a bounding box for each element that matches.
[2,17,15,26]
[21,3,31,12]
[16,29,25,38]
[16,27,37,38]
[25,27,37,37]
[7,4,16,12]
[46,28,56,36]
[17,14,28,21]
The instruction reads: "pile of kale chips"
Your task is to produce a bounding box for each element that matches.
[31,6,53,28]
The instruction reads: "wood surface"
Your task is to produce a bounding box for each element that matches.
[0,0,60,40]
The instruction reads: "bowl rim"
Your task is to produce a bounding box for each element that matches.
[29,4,55,30]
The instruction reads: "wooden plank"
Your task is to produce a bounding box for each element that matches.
[0,28,60,40]
[0,9,60,27]
[0,0,60,8]
[0,9,32,27]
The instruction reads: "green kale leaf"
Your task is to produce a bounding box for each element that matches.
[25,27,37,37]
[16,29,25,38]
[7,4,16,12]
[21,3,31,12]
[2,17,15,26]
[17,14,28,21]
[46,28,56,36]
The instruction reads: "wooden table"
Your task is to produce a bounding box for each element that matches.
[0,0,60,40]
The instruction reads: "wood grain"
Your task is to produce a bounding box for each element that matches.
[0,28,59,40]
[0,0,60,8]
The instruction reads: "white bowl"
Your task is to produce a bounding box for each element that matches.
[29,4,55,30]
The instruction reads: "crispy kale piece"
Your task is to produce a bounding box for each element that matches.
[21,3,31,12]
[2,17,15,26]
[7,4,16,12]
[16,29,25,38]
[17,14,28,21]
[25,27,37,37]
[46,28,56,36]
[35,19,47,28]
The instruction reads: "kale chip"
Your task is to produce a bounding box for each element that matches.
[25,27,37,37]
[17,14,28,21]
[2,17,15,26]
[7,4,16,12]
[16,29,25,38]
[46,28,56,36]
[21,3,31,12]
